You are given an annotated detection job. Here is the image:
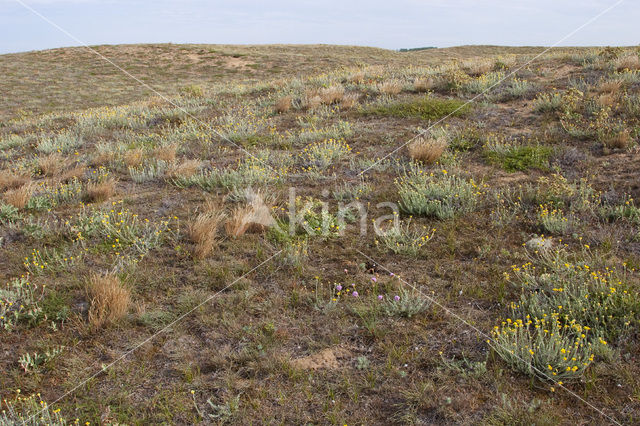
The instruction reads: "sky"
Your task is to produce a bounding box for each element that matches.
[0,0,637,54]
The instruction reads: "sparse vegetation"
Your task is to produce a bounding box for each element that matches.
[2,44,640,425]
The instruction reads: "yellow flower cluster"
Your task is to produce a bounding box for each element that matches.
[491,312,595,381]
[0,276,42,331]
[301,138,352,170]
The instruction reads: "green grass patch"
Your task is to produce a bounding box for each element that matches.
[485,145,552,172]
[361,96,471,120]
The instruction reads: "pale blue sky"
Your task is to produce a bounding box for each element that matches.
[0,0,637,54]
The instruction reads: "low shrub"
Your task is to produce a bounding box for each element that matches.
[300,138,351,170]
[383,286,432,318]
[537,204,572,234]
[0,276,44,331]
[376,219,435,255]
[396,167,481,219]
[511,252,640,343]
[491,313,596,382]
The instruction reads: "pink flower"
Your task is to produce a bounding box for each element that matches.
[394,295,400,301]
[371,276,377,283]
[352,291,359,297]
[390,273,395,277]
[377,295,383,300]
[336,285,342,291]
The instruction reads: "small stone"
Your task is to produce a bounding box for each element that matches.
[525,237,553,252]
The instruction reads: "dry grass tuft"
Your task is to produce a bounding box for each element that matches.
[597,80,622,94]
[3,183,33,208]
[168,159,202,178]
[604,129,631,149]
[378,80,403,95]
[340,93,360,110]
[348,71,365,84]
[414,77,435,93]
[408,135,448,164]
[597,93,618,107]
[86,179,117,203]
[87,273,130,329]
[275,95,293,113]
[462,58,494,76]
[38,153,66,176]
[225,192,275,237]
[225,205,254,238]
[146,96,171,109]
[304,95,323,110]
[124,148,145,167]
[0,170,29,192]
[153,144,178,163]
[59,166,87,183]
[188,202,226,259]
[319,85,345,104]
[614,54,640,71]
[91,151,116,167]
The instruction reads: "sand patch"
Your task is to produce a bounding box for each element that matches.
[290,347,350,370]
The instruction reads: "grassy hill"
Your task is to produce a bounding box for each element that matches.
[1,44,640,424]
[0,43,588,122]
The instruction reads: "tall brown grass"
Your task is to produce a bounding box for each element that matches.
[597,80,622,94]
[414,77,435,93]
[225,192,275,237]
[462,58,494,76]
[408,135,448,164]
[303,95,322,110]
[3,183,33,208]
[188,202,226,258]
[87,273,130,329]
[340,93,360,110]
[275,95,293,113]
[124,148,144,167]
[378,80,403,95]
[38,153,66,176]
[58,166,87,184]
[319,85,345,104]
[0,170,29,192]
[90,151,116,167]
[604,129,631,149]
[614,54,640,71]
[168,159,202,178]
[348,71,365,84]
[153,144,178,163]
[86,178,117,203]
[225,205,254,237]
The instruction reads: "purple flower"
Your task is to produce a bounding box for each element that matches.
[352,291,359,297]
[394,295,400,301]
[390,273,395,277]
[371,276,377,283]
[378,295,383,300]
[336,285,342,291]
[351,283,356,287]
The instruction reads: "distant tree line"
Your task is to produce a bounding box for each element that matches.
[398,47,437,52]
